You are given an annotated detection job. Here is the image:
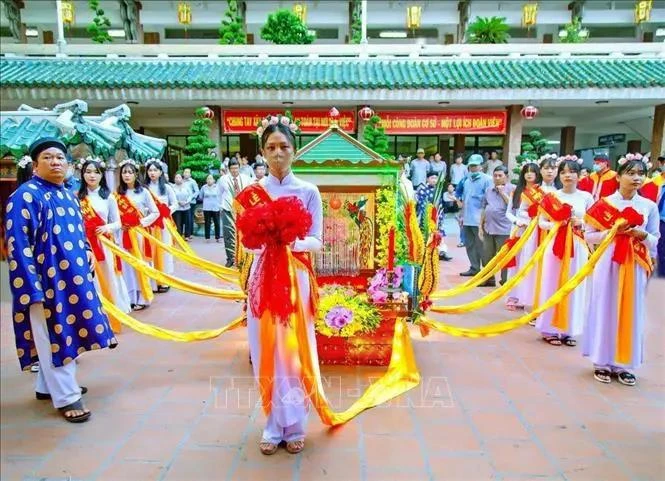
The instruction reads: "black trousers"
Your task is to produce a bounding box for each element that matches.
[185,203,197,237]
[173,210,188,236]
[203,210,221,240]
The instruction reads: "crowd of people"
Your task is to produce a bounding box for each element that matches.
[3,131,663,458]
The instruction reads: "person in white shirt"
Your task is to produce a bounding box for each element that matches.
[217,158,252,267]
[181,168,199,241]
[450,154,468,187]
[430,152,447,180]
[254,162,267,182]
[239,155,255,179]
[485,150,504,176]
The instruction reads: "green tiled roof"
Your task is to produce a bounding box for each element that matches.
[296,128,385,164]
[0,118,60,158]
[1,57,664,89]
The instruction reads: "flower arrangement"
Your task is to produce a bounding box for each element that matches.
[375,186,407,266]
[255,112,300,137]
[118,158,138,169]
[538,153,559,163]
[367,267,407,304]
[315,285,381,337]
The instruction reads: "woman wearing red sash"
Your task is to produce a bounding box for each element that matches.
[116,160,159,311]
[536,158,594,346]
[145,159,178,293]
[77,158,131,327]
[504,161,542,310]
[583,159,660,385]
[243,117,323,456]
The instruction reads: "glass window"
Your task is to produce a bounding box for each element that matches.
[417,136,438,159]
[395,136,417,159]
[166,135,187,174]
[478,136,504,147]
[387,136,397,158]
[225,135,240,159]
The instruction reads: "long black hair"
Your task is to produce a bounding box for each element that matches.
[260,122,296,150]
[144,159,166,196]
[16,156,33,186]
[512,162,542,210]
[117,162,144,195]
[539,157,562,189]
[78,159,110,200]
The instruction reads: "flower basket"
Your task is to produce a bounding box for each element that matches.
[316,305,407,366]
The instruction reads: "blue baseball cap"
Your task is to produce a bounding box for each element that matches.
[467,154,484,166]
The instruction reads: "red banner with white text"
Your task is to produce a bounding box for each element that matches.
[223,109,356,134]
[377,110,507,135]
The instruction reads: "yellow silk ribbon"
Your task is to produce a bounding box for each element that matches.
[429,218,538,299]
[93,260,122,333]
[136,227,239,285]
[99,236,245,300]
[429,223,560,314]
[99,294,245,341]
[551,223,573,331]
[420,222,619,337]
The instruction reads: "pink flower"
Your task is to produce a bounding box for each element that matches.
[261,119,269,128]
[269,116,278,125]
[325,306,353,329]
[256,127,264,136]
[635,153,643,160]
[289,123,298,132]
[280,116,291,126]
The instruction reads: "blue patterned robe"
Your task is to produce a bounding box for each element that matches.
[415,184,446,235]
[5,176,117,370]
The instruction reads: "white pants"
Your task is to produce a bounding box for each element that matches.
[262,412,306,444]
[29,304,81,409]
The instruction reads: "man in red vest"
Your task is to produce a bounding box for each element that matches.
[578,154,619,201]
[640,156,664,203]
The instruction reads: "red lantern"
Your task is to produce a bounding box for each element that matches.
[520,105,538,120]
[329,197,342,210]
[200,107,214,119]
[329,107,340,119]
[358,106,374,121]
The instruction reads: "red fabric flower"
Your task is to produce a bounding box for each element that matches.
[548,202,573,222]
[236,196,312,324]
[236,196,312,249]
[621,207,644,228]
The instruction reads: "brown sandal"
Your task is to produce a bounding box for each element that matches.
[286,440,305,454]
[543,335,562,346]
[259,441,278,455]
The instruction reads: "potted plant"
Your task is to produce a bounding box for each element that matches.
[260,9,315,45]
[466,16,510,44]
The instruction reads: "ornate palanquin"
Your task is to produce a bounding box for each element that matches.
[294,124,400,280]
[293,124,402,365]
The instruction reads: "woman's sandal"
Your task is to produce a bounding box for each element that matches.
[543,335,562,346]
[132,304,148,311]
[286,440,305,454]
[259,441,279,455]
[562,336,577,347]
[528,319,537,326]
[617,371,636,386]
[594,369,612,384]
[37,386,87,401]
[157,286,170,294]
[58,399,91,423]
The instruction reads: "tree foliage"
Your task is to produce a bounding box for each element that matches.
[559,17,589,44]
[218,0,246,45]
[260,9,315,45]
[466,16,510,44]
[87,0,113,43]
[181,108,220,185]
[362,115,390,159]
[514,130,549,176]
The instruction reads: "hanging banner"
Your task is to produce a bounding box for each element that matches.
[377,110,507,135]
[223,109,356,134]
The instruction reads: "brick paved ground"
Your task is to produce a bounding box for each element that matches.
[1,231,664,481]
